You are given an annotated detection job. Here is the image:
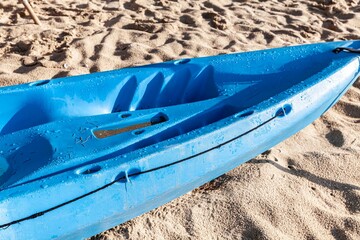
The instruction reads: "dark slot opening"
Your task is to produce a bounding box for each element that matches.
[93,114,168,139]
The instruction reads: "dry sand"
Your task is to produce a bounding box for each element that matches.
[1,0,360,239]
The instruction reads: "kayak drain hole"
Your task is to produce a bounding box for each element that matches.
[236,110,254,118]
[77,165,102,175]
[276,104,292,117]
[174,59,190,65]
[120,113,131,118]
[134,129,145,135]
[29,80,50,87]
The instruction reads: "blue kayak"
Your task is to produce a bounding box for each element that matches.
[0,41,360,239]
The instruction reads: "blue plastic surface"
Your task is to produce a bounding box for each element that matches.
[0,41,360,239]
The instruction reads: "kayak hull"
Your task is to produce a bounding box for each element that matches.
[0,41,360,239]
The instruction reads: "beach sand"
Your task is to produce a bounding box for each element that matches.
[1,0,360,239]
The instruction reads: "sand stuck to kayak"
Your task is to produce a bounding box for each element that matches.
[0,0,360,239]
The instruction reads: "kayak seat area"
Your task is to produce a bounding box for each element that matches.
[0,65,219,135]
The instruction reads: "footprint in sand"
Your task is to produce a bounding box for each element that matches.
[247,29,276,45]
[114,43,132,60]
[334,100,360,119]
[123,0,145,12]
[242,219,267,240]
[12,40,32,55]
[343,190,360,214]
[325,129,345,147]
[323,19,343,32]
[202,12,227,30]
[203,1,226,15]
[331,228,349,240]
[123,20,158,33]
[180,14,197,27]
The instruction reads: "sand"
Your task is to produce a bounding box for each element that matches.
[1,0,360,239]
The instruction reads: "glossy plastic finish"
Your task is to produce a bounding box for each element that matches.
[0,41,360,239]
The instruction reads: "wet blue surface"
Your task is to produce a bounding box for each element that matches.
[0,40,359,239]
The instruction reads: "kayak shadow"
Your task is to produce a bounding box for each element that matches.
[253,159,360,191]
